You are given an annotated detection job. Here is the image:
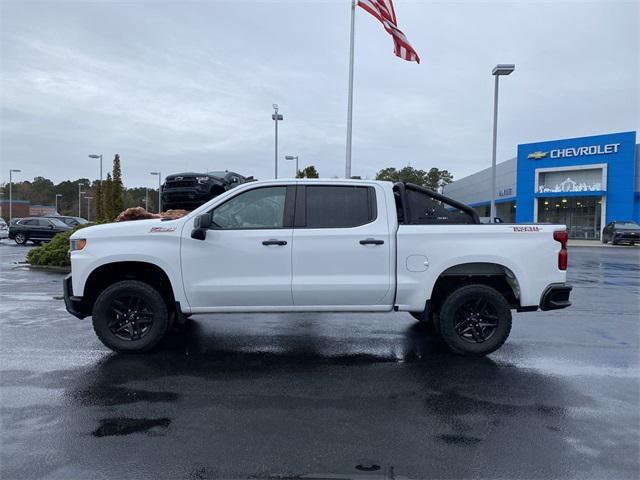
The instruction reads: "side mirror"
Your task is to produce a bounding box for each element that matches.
[191,213,211,240]
[194,213,212,229]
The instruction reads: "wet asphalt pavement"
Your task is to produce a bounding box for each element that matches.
[0,241,639,480]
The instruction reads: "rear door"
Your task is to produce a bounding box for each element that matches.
[291,184,392,307]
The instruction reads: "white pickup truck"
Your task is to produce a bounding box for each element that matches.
[64,179,571,356]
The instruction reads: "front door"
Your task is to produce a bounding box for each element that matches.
[181,185,295,310]
[291,184,392,307]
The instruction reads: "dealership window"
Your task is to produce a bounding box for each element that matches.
[537,196,602,239]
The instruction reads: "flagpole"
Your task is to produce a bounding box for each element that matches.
[345,0,356,179]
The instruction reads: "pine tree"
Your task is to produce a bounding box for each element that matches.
[104,173,114,221]
[298,166,319,178]
[95,181,104,222]
[112,154,124,214]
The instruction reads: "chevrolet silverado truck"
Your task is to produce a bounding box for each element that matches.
[64,179,571,356]
[161,170,254,210]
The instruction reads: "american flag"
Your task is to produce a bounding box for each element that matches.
[357,0,420,63]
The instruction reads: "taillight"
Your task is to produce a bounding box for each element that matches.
[554,230,568,270]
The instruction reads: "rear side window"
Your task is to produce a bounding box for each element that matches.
[304,186,376,228]
[405,189,475,224]
[21,219,38,226]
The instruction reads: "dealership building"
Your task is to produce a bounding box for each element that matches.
[444,131,639,239]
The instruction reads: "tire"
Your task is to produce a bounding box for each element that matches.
[601,237,608,244]
[14,233,27,245]
[32,240,43,246]
[438,284,512,357]
[612,239,618,245]
[92,280,170,353]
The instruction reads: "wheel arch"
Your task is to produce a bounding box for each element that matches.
[82,261,176,316]
[430,261,522,311]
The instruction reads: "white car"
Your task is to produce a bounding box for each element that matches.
[0,218,8,239]
[64,179,571,356]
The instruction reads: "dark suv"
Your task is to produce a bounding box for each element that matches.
[161,170,254,210]
[9,217,72,245]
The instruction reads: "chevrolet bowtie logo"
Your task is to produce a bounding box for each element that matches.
[528,151,548,160]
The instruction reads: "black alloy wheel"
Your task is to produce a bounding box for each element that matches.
[453,298,499,344]
[108,295,155,341]
[92,280,170,353]
[438,284,512,357]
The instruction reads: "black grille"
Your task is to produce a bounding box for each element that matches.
[166,179,197,188]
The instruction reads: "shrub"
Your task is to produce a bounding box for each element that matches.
[26,224,93,267]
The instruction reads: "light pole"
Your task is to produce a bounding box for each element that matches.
[55,194,62,214]
[490,64,515,223]
[285,155,299,177]
[8,169,21,223]
[88,154,103,181]
[272,104,283,179]
[78,183,86,217]
[150,172,161,213]
[145,187,149,211]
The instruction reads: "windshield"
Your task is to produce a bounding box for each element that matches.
[73,217,89,224]
[615,221,640,229]
[207,171,227,178]
[49,218,69,227]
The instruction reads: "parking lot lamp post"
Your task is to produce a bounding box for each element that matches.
[272,104,283,179]
[150,172,161,213]
[145,187,149,210]
[88,154,103,181]
[9,169,21,224]
[285,155,299,177]
[78,183,86,217]
[85,197,93,222]
[55,194,62,214]
[490,64,515,223]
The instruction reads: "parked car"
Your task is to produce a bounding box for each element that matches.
[0,218,8,239]
[45,215,89,227]
[601,220,640,245]
[9,217,72,245]
[64,179,571,356]
[161,170,254,211]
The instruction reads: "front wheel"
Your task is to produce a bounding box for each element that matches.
[14,233,27,245]
[92,280,170,353]
[438,284,512,357]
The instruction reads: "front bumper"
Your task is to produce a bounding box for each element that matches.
[539,283,572,311]
[63,274,89,319]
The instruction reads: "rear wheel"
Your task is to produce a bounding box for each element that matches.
[14,233,27,245]
[601,236,608,244]
[92,280,170,353]
[438,284,512,357]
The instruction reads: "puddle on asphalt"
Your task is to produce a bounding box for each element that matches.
[92,417,171,437]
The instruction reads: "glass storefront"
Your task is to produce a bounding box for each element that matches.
[537,196,602,239]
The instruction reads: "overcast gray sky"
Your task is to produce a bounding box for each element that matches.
[1,0,638,187]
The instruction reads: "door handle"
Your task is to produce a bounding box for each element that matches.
[359,238,384,245]
[262,239,287,246]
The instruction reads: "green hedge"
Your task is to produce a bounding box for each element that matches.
[26,224,93,267]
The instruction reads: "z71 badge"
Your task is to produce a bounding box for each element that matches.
[149,226,177,233]
[512,226,542,232]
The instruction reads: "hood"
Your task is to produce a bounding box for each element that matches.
[70,217,184,239]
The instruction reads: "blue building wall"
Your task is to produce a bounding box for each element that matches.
[516,131,638,223]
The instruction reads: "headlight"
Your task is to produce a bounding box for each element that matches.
[70,238,87,251]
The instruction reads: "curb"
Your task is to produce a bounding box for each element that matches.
[17,263,71,273]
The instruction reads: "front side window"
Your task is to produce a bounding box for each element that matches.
[212,187,286,229]
[305,186,375,228]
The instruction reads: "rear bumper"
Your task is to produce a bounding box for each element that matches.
[613,232,639,243]
[539,283,572,311]
[63,274,89,319]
